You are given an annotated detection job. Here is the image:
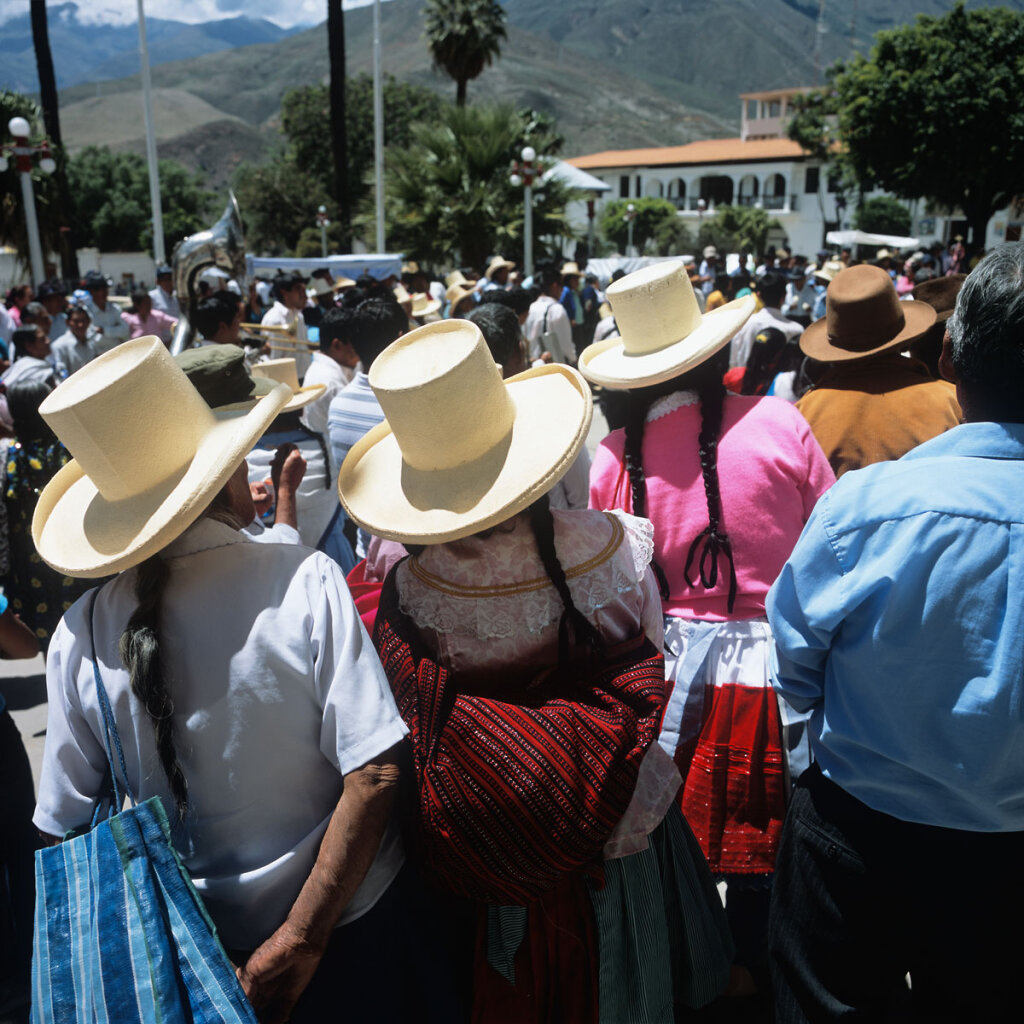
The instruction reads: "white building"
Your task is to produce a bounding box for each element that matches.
[567,87,1013,257]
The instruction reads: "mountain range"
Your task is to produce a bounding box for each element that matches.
[5,0,1021,191]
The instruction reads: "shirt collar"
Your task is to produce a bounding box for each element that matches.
[902,420,1024,463]
[161,517,253,561]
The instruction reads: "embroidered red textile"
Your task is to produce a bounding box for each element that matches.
[345,558,384,635]
[374,572,668,905]
[677,682,785,874]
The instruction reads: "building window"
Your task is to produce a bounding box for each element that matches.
[636,174,642,197]
[620,175,630,198]
[827,172,840,194]
[768,100,781,117]
[805,166,820,194]
[746,99,757,120]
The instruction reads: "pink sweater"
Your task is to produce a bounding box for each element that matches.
[589,391,834,621]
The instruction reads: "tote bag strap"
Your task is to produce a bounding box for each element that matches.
[88,586,137,811]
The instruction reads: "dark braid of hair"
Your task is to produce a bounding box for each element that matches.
[683,378,738,613]
[118,555,189,820]
[528,493,606,666]
[623,393,671,599]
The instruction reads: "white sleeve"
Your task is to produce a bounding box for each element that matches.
[308,557,408,776]
[33,611,110,837]
[551,303,574,363]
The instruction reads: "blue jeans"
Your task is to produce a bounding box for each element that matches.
[770,764,1024,1022]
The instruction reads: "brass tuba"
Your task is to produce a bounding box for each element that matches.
[170,192,248,355]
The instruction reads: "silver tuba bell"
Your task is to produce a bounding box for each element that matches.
[169,192,248,355]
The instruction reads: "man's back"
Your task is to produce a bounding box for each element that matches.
[768,422,1024,830]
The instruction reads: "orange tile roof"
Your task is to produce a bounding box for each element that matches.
[568,137,809,170]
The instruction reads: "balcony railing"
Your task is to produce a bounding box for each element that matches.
[735,194,799,211]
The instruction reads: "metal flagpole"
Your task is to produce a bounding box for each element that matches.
[137,0,165,264]
[373,0,385,252]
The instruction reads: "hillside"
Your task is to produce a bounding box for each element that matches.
[41,0,1024,190]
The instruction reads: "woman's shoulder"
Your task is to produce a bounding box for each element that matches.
[551,507,653,585]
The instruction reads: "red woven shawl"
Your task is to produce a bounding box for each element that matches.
[373,571,667,905]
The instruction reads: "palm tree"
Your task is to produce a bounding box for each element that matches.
[327,0,349,248]
[423,0,507,107]
[380,103,575,268]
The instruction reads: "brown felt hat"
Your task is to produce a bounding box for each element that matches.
[800,264,936,362]
[912,273,966,322]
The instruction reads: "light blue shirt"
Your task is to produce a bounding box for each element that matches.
[767,422,1024,832]
[328,371,385,557]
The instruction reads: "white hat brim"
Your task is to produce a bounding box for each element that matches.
[339,364,592,545]
[279,382,326,413]
[32,383,292,578]
[578,296,755,390]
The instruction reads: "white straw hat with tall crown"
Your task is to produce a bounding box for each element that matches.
[250,357,325,412]
[578,260,755,389]
[338,319,592,545]
[32,336,291,578]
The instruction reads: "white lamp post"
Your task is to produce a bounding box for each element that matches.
[625,202,637,256]
[0,116,55,286]
[510,146,537,278]
[316,205,330,258]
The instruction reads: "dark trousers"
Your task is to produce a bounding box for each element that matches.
[0,710,39,992]
[769,764,1024,1022]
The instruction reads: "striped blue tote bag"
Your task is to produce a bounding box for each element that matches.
[31,593,259,1024]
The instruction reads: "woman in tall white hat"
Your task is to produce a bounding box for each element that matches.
[30,337,456,1022]
[340,318,734,1021]
[581,261,835,992]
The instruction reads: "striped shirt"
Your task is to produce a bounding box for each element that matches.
[328,371,385,556]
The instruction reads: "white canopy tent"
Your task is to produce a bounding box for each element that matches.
[246,253,404,281]
[826,230,920,251]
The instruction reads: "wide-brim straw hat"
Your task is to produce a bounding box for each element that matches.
[339,319,592,545]
[486,256,515,279]
[411,292,442,318]
[445,270,469,289]
[578,260,755,390]
[251,357,326,412]
[800,264,936,362]
[446,281,477,311]
[332,275,356,291]
[32,336,291,579]
[813,259,844,283]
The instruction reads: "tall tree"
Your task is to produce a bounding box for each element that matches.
[326,0,350,248]
[790,3,1024,247]
[379,103,574,268]
[30,0,79,280]
[423,0,507,107]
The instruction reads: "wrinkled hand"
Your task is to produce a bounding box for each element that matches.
[250,479,274,516]
[237,923,325,1024]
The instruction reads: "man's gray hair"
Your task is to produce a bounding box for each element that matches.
[948,242,1024,415]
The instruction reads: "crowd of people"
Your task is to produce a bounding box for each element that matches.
[0,230,1021,1024]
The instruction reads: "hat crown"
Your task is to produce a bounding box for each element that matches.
[825,264,906,352]
[40,337,217,501]
[607,260,703,356]
[252,358,301,392]
[369,320,514,472]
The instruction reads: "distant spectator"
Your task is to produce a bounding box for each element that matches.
[302,306,359,438]
[263,271,310,376]
[82,270,129,353]
[729,271,802,368]
[1,326,62,388]
[37,280,68,340]
[194,289,244,346]
[149,264,180,319]
[4,285,32,328]
[524,267,573,364]
[122,289,177,343]
[51,306,100,377]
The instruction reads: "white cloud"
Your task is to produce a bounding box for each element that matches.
[3,0,385,30]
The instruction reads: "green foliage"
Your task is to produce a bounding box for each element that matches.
[376,102,574,269]
[599,198,677,254]
[854,196,911,236]
[0,91,66,274]
[653,215,696,257]
[818,3,1024,244]
[423,0,507,105]
[66,147,214,259]
[237,75,443,255]
[695,205,782,256]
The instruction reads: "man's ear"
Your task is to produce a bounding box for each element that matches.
[938,331,958,384]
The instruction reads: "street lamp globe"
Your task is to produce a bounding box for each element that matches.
[509,173,522,188]
[521,146,536,163]
[8,116,30,139]
[627,202,635,213]
[318,204,327,215]
[39,157,57,174]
